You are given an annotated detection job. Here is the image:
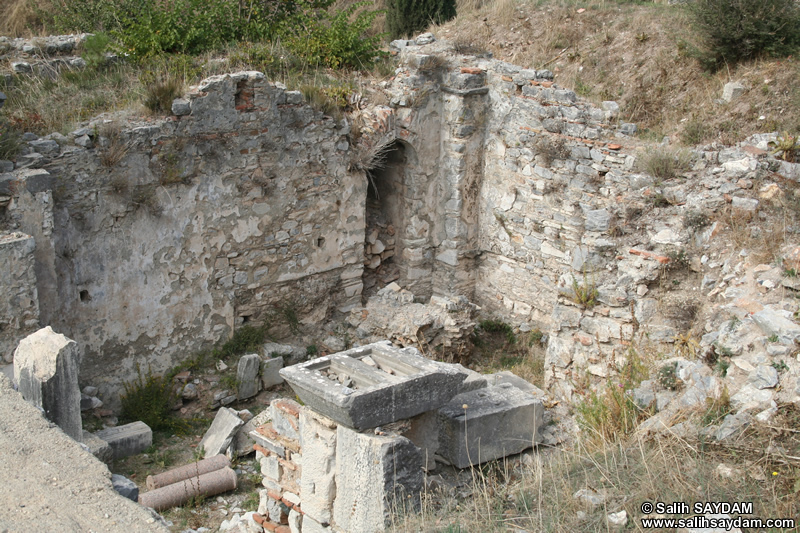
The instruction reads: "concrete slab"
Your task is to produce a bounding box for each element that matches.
[333,426,423,533]
[13,327,83,441]
[237,353,261,400]
[95,421,153,460]
[437,384,543,468]
[199,407,244,457]
[280,341,467,429]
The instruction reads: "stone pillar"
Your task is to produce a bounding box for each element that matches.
[299,408,337,526]
[432,68,489,300]
[332,426,422,533]
[13,326,82,441]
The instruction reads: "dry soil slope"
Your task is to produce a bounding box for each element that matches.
[0,374,169,533]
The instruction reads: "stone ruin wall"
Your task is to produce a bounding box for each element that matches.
[2,38,756,400]
[1,72,364,399]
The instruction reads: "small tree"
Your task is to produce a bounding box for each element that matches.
[690,0,800,69]
[386,0,456,39]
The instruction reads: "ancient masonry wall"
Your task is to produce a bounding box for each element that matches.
[0,232,39,373]
[381,40,725,396]
[0,72,364,398]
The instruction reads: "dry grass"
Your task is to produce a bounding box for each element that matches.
[393,403,800,532]
[0,0,42,37]
[433,0,800,145]
[2,65,142,135]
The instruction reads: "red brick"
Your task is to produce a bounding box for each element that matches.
[272,399,301,418]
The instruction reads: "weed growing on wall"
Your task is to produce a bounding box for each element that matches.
[575,348,650,445]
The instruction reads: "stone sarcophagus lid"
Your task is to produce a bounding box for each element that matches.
[279,341,467,430]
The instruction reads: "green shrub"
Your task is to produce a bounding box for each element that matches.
[217,324,270,360]
[689,0,800,69]
[120,366,184,432]
[479,319,516,344]
[386,0,456,39]
[81,33,113,70]
[279,1,386,69]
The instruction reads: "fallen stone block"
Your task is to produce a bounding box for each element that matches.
[111,474,139,502]
[81,430,112,464]
[261,356,285,389]
[200,407,244,457]
[95,421,153,460]
[139,466,237,511]
[13,326,83,441]
[146,454,231,490]
[231,408,271,457]
[486,370,546,400]
[333,426,422,533]
[237,353,261,400]
[437,384,543,468]
[280,341,467,430]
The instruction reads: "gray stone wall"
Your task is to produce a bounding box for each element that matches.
[0,232,39,371]
[4,72,363,400]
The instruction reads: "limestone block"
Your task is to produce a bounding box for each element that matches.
[200,407,244,457]
[237,353,261,400]
[751,307,800,344]
[289,509,303,533]
[722,81,745,102]
[332,426,423,533]
[262,356,285,389]
[302,516,332,533]
[299,408,337,524]
[437,384,543,468]
[95,421,152,459]
[280,341,467,430]
[402,411,439,471]
[232,408,271,457]
[270,398,301,441]
[748,365,779,390]
[81,430,112,464]
[13,326,82,441]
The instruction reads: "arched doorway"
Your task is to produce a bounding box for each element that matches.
[362,140,407,300]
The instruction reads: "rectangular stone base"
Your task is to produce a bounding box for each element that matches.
[94,421,153,460]
[437,384,543,468]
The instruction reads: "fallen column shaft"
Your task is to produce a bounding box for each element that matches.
[138,466,237,511]
[145,454,231,490]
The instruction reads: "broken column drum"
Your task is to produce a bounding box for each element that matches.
[138,466,238,511]
[279,341,467,429]
[146,454,231,490]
